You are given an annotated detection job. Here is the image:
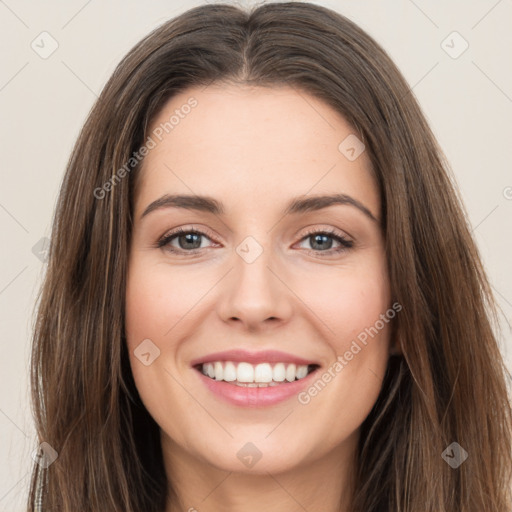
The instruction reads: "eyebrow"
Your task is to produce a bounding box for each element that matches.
[140,193,379,223]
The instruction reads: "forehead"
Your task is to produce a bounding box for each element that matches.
[136,84,379,219]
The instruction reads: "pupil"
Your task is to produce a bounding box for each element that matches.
[180,233,201,249]
[311,234,332,250]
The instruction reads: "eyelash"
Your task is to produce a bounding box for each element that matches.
[157,226,354,257]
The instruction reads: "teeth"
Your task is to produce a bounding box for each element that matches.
[237,362,254,382]
[223,362,237,382]
[200,361,313,384]
[285,363,296,382]
[296,365,308,379]
[214,362,223,380]
[254,363,273,383]
[273,363,286,382]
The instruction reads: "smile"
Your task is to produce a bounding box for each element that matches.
[197,361,319,386]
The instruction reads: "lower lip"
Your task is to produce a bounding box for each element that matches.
[195,368,319,407]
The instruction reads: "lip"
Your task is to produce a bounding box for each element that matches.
[195,366,320,407]
[189,349,319,367]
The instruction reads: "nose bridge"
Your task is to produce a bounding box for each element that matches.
[217,234,292,327]
[234,234,279,303]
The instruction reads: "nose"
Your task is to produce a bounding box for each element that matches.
[216,241,293,332]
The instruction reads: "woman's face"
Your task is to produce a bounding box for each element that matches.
[125,84,392,475]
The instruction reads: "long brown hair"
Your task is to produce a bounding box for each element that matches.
[28,2,512,510]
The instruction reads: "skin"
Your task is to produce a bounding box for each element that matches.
[125,83,394,512]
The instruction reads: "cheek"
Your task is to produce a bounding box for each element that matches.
[125,260,200,346]
[124,261,184,393]
[294,290,392,450]
[295,256,391,412]
[300,259,391,348]
[124,260,198,429]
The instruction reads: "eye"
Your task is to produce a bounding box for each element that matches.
[157,227,217,254]
[296,227,353,256]
[156,226,354,256]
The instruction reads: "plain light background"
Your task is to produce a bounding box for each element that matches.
[1,0,511,509]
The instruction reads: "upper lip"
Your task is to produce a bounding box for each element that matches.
[190,349,320,367]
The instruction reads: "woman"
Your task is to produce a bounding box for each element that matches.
[28,2,512,511]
